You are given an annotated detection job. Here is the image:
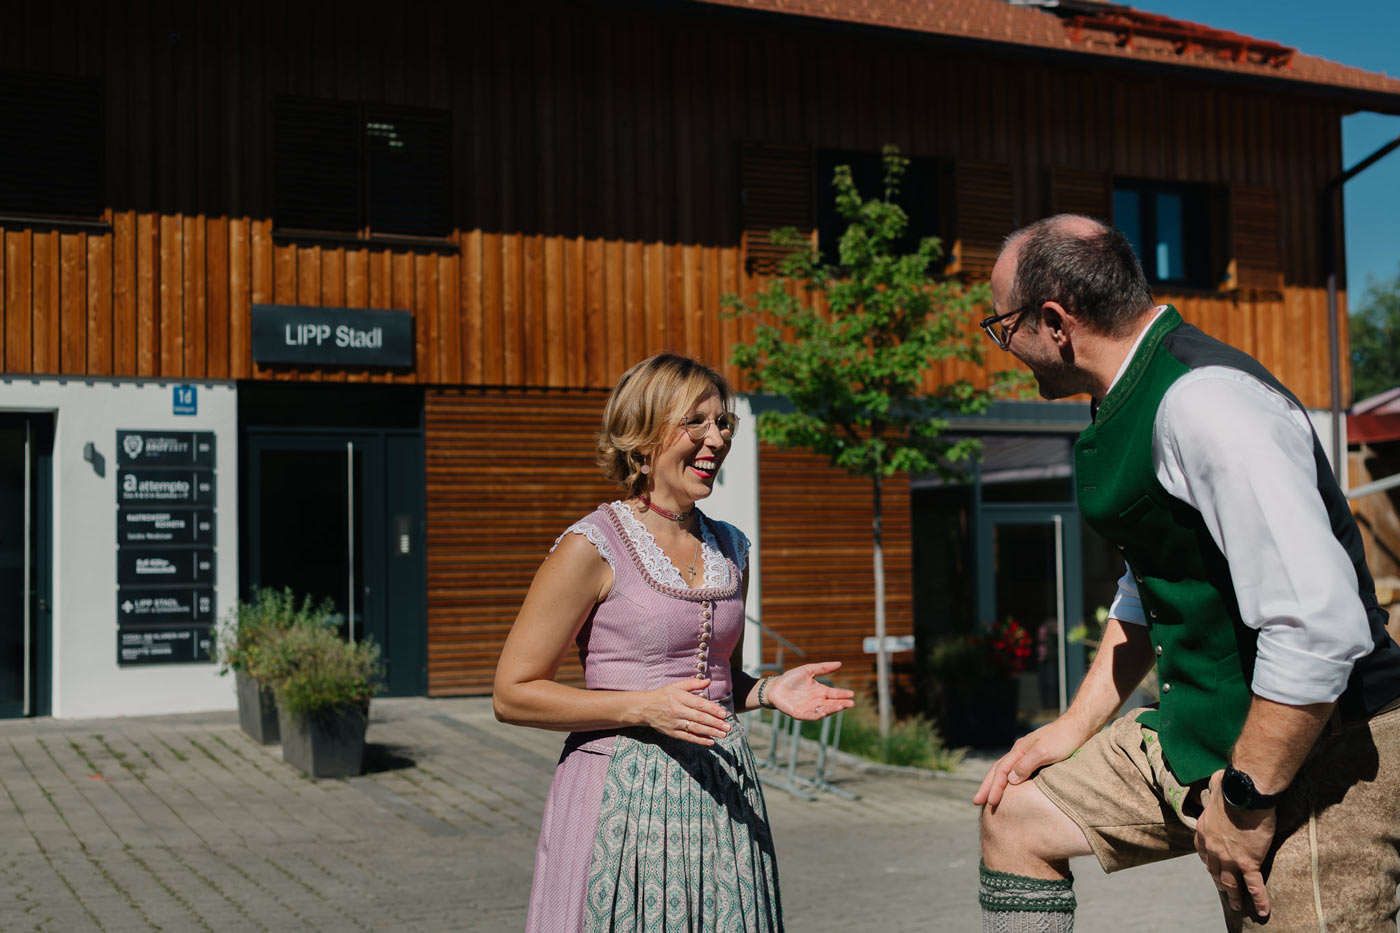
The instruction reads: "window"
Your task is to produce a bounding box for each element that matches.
[816,149,945,266]
[0,72,103,219]
[1112,179,1217,288]
[273,97,451,238]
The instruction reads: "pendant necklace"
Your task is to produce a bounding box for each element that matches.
[685,534,702,583]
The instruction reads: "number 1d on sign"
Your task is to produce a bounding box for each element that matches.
[173,385,197,415]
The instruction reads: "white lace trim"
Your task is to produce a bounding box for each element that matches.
[550,520,615,573]
[607,501,730,590]
[697,520,729,588]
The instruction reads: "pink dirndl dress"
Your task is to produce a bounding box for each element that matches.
[525,502,781,932]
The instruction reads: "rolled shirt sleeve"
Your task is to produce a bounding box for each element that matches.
[1154,367,1372,706]
[1109,566,1146,626]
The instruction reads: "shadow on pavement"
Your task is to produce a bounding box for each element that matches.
[361,742,417,773]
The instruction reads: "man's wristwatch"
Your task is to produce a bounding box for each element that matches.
[1221,766,1284,811]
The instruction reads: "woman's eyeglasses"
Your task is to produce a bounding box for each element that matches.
[678,412,740,441]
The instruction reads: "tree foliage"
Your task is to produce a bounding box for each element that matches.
[1351,266,1400,403]
[724,145,1010,480]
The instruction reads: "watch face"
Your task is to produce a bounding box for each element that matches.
[1222,768,1254,808]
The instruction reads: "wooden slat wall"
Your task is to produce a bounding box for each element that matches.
[0,0,1352,407]
[424,389,617,694]
[757,446,914,700]
[950,161,1016,282]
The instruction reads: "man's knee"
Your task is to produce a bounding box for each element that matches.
[980,779,1087,875]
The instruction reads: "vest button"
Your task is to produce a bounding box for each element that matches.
[1149,609,1158,619]
[1155,645,1163,656]
[1162,682,1172,693]
[1117,543,1126,552]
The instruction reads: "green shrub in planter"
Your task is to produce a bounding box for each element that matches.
[262,623,382,779]
[216,588,333,744]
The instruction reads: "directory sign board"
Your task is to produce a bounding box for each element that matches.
[115,430,218,666]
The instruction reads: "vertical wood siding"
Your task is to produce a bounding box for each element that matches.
[0,0,1356,408]
[757,446,915,699]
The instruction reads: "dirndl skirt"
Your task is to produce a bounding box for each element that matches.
[527,715,782,932]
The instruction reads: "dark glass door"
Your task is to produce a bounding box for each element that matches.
[0,414,52,718]
[978,506,1085,730]
[243,428,425,695]
[246,435,379,644]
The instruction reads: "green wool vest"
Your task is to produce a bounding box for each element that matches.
[1075,307,1400,784]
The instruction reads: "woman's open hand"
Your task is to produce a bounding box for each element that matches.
[640,678,732,745]
[766,662,855,721]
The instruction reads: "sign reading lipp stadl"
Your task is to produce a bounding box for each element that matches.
[251,304,414,369]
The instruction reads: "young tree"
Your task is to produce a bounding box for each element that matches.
[1351,267,1400,403]
[725,145,1009,737]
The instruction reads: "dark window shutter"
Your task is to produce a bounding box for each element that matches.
[273,97,360,232]
[1049,167,1111,221]
[1228,185,1282,293]
[365,106,452,237]
[951,161,1014,281]
[0,72,103,218]
[739,142,813,275]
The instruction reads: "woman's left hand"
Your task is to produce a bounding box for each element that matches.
[766,661,855,721]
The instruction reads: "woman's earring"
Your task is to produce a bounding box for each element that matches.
[640,463,651,475]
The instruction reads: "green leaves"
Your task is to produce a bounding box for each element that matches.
[725,145,993,481]
[1350,266,1400,403]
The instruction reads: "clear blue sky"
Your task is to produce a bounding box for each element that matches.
[1141,0,1400,306]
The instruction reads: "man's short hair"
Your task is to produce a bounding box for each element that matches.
[1005,215,1153,337]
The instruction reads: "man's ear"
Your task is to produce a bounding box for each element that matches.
[1040,301,1073,346]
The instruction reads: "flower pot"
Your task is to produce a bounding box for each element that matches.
[278,701,369,779]
[236,671,280,745]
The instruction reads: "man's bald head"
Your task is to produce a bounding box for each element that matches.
[998,214,1154,338]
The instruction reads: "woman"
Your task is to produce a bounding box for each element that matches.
[494,353,854,931]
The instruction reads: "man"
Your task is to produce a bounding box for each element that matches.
[972,214,1400,932]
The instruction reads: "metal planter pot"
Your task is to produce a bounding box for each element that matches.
[236,671,280,745]
[278,701,369,779]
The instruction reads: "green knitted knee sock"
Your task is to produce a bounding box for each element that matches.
[979,862,1076,933]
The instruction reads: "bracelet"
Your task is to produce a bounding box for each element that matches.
[756,676,776,710]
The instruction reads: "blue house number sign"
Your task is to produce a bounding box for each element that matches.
[173,385,197,416]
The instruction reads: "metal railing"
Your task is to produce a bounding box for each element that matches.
[747,616,860,801]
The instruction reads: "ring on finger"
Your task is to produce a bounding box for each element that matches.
[681,720,690,733]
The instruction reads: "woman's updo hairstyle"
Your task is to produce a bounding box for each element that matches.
[597,353,731,497]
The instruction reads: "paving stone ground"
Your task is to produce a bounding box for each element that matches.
[0,697,1227,931]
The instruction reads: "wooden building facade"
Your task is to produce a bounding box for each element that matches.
[3,0,1398,716]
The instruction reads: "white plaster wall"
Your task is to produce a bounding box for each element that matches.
[0,377,238,718]
[696,396,763,673]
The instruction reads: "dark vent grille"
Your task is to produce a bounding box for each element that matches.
[365,107,451,237]
[0,72,103,218]
[273,97,361,232]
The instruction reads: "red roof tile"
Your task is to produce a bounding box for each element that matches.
[691,0,1400,109]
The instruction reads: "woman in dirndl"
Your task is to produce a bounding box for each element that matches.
[494,352,854,932]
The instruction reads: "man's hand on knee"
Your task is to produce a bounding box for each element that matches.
[974,717,1093,808]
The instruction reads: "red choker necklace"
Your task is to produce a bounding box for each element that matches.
[638,496,691,524]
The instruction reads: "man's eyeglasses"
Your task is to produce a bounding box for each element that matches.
[979,304,1037,351]
[679,412,740,441]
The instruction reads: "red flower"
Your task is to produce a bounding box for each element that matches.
[979,619,1034,676]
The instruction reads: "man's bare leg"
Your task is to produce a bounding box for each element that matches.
[979,778,1095,930]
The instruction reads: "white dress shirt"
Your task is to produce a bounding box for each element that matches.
[1105,309,1373,706]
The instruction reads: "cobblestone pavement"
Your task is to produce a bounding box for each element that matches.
[0,697,1225,931]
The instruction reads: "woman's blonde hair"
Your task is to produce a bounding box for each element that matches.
[597,353,732,497]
